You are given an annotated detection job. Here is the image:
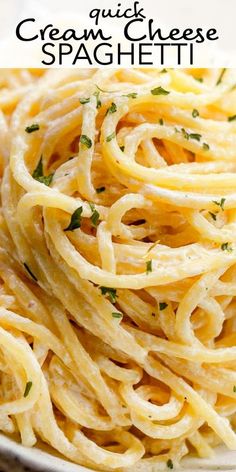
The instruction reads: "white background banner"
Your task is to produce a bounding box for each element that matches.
[0,0,235,67]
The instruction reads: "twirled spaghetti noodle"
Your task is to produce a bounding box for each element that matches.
[0,67,235,470]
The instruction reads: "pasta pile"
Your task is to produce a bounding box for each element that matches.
[0,67,236,471]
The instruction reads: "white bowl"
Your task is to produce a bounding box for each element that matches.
[0,434,236,472]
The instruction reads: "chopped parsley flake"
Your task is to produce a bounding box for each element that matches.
[80,135,92,149]
[124,92,138,99]
[24,381,33,398]
[181,129,201,142]
[167,459,174,469]
[32,156,54,186]
[93,90,101,109]
[79,97,90,104]
[25,123,40,133]
[228,115,236,122]
[203,142,210,150]
[112,312,123,319]
[209,212,217,221]
[100,286,117,303]
[106,131,116,142]
[213,198,226,210]
[64,207,83,231]
[181,128,189,140]
[146,260,152,274]
[189,133,202,141]
[106,102,117,115]
[23,263,38,282]
[95,84,113,93]
[160,68,167,73]
[120,146,125,152]
[233,386,236,393]
[221,242,233,252]
[151,86,170,96]
[159,302,168,311]
[96,186,105,194]
[159,118,164,125]
[89,202,100,227]
[192,109,199,118]
[216,68,226,86]
[195,77,203,83]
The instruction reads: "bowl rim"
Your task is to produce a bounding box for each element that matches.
[0,434,236,472]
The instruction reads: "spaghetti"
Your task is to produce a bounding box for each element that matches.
[0,67,236,470]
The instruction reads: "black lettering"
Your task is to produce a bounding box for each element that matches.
[118,42,135,65]
[16,18,38,41]
[195,28,205,43]
[124,19,146,41]
[190,43,194,65]
[89,9,100,26]
[83,29,111,41]
[182,28,194,41]
[40,24,53,40]
[139,43,153,65]
[72,44,92,65]
[93,43,112,65]
[59,43,73,64]
[154,43,171,65]
[49,28,60,40]
[206,28,219,40]
[169,28,181,40]
[173,43,187,65]
[42,43,55,65]
[149,21,167,41]
[134,1,146,19]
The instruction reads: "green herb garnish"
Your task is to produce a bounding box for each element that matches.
[213,198,226,210]
[32,156,54,186]
[24,381,33,398]
[159,118,164,125]
[209,212,217,221]
[120,146,125,152]
[228,115,236,122]
[151,86,170,96]
[181,128,189,140]
[233,386,236,393]
[159,302,168,311]
[160,68,167,73]
[195,77,203,83]
[203,142,210,150]
[64,207,83,231]
[80,135,92,149]
[89,202,100,227]
[79,97,90,105]
[167,459,174,469]
[100,286,117,303]
[192,109,199,118]
[93,90,101,109]
[96,186,105,194]
[106,102,117,115]
[112,312,123,319]
[106,131,116,142]
[25,123,40,133]
[23,263,38,282]
[189,133,201,141]
[181,129,201,142]
[124,92,138,99]
[146,260,152,274]
[216,68,226,86]
[221,242,233,252]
